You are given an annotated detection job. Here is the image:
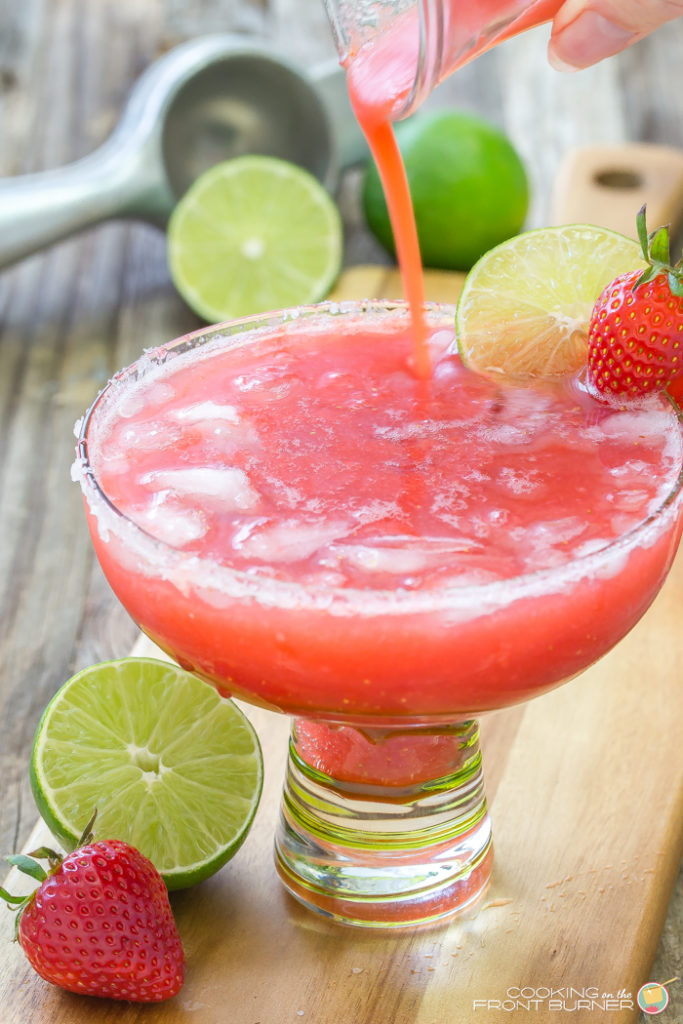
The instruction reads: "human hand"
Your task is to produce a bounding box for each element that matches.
[548,0,683,69]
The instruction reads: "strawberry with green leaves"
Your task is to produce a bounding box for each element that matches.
[587,206,683,400]
[1,814,185,1003]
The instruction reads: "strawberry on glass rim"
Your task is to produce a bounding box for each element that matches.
[1,812,185,1003]
[587,206,683,402]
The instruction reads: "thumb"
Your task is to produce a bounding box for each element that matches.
[548,0,683,70]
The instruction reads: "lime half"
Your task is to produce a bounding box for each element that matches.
[167,156,343,322]
[30,659,263,890]
[456,224,645,382]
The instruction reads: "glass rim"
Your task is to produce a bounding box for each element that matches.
[75,299,683,618]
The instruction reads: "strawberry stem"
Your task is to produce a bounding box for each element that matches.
[636,204,649,257]
[4,855,47,883]
[0,816,97,942]
[633,205,683,293]
[668,271,683,299]
[26,846,63,870]
[0,886,27,906]
[649,225,670,265]
[78,808,98,848]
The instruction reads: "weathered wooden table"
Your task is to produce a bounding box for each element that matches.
[0,2,681,1021]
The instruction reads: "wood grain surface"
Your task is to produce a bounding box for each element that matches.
[0,0,682,1020]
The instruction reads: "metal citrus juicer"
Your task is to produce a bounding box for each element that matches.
[0,34,367,269]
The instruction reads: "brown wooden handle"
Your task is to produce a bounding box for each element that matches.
[550,143,683,239]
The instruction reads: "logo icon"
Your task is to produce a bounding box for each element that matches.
[637,978,677,1015]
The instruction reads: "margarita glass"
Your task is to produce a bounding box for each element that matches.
[74,300,683,928]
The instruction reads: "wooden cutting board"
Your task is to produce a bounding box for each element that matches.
[2,226,682,1022]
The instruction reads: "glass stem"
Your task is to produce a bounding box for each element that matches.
[275,718,493,928]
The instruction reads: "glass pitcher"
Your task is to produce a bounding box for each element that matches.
[324,0,563,121]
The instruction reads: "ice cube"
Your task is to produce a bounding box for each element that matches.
[531,516,586,546]
[333,544,432,575]
[235,520,349,563]
[432,357,460,385]
[428,328,455,358]
[599,408,670,444]
[116,390,146,419]
[232,363,298,403]
[116,420,181,452]
[426,567,502,588]
[134,497,207,547]
[141,467,261,511]
[167,400,262,453]
[611,489,652,511]
[140,380,176,409]
[172,401,240,425]
[517,516,593,572]
[572,537,611,559]
[331,537,484,576]
[609,459,650,478]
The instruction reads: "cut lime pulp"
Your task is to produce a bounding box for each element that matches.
[30,658,263,890]
[455,224,646,382]
[167,155,343,322]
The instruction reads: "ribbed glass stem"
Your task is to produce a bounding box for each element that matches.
[275,719,493,928]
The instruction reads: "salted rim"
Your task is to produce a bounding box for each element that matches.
[74,300,683,619]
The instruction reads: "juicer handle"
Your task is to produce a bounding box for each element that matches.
[0,58,366,272]
[0,137,172,271]
[550,143,683,239]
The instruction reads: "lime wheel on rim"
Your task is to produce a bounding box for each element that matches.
[456,224,646,382]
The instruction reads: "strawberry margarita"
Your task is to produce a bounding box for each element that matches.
[76,305,683,725]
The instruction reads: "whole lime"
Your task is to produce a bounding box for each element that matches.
[362,110,529,271]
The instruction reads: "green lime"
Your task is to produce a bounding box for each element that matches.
[456,224,645,382]
[362,110,529,270]
[30,658,263,890]
[167,156,343,322]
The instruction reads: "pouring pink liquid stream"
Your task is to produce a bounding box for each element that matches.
[343,0,563,374]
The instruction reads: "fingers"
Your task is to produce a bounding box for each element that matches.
[548,0,683,70]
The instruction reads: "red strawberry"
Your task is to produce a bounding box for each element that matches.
[2,817,184,1002]
[587,206,683,400]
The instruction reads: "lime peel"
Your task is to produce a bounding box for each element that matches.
[30,658,263,890]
